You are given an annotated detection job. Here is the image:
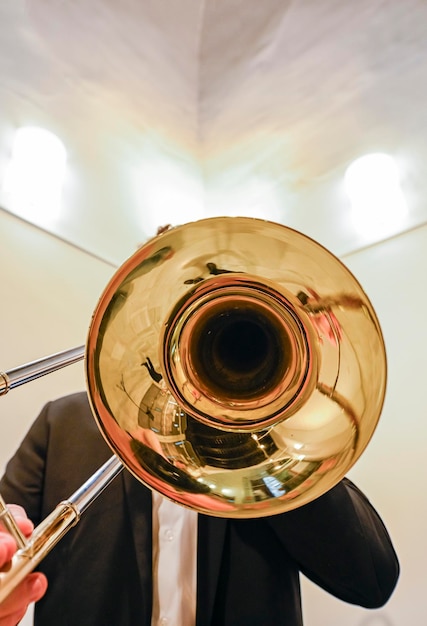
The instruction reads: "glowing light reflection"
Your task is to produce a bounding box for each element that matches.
[2,127,67,223]
[344,153,407,235]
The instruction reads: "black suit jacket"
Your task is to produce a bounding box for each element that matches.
[0,392,399,626]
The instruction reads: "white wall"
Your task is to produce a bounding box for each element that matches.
[1,209,424,624]
[0,209,117,464]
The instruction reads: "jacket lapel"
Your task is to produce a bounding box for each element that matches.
[196,515,228,626]
[123,470,153,626]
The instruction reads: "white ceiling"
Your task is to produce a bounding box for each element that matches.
[1,0,427,266]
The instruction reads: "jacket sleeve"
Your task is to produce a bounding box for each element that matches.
[0,392,112,526]
[0,401,51,526]
[267,478,399,608]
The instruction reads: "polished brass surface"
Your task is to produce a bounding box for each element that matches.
[0,502,79,604]
[86,216,387,518]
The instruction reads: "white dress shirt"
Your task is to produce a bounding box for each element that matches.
[151,492,198,626]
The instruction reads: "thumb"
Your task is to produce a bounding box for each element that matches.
[26,572,48,602]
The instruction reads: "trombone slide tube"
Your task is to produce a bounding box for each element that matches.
[0,346,85,395]
[0,456,123,604]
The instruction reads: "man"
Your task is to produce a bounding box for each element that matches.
[0,391,399,626]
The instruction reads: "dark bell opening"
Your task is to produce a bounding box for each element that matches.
[191,306,290,399]
[215,319,269,373]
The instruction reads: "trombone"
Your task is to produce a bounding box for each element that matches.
[0,216,387,603]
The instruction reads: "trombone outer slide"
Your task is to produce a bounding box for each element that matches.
[0,455,123,604]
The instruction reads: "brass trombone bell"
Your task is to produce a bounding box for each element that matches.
[85,216,387,518]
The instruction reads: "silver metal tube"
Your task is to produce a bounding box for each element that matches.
[0,346,85,395]
[0,455,123,604]
[68,455,124,515]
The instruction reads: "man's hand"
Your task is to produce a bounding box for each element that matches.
[0,505,47,626]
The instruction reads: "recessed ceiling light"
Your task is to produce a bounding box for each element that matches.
[2,126,67,224]
[344,153,407,236]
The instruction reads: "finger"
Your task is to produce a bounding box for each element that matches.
[0,533,17,567]
[0,573,48,622]
[4,505,27,520]
[26,572,48,602]
[0,605,28,626]
[0,505,34,538]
